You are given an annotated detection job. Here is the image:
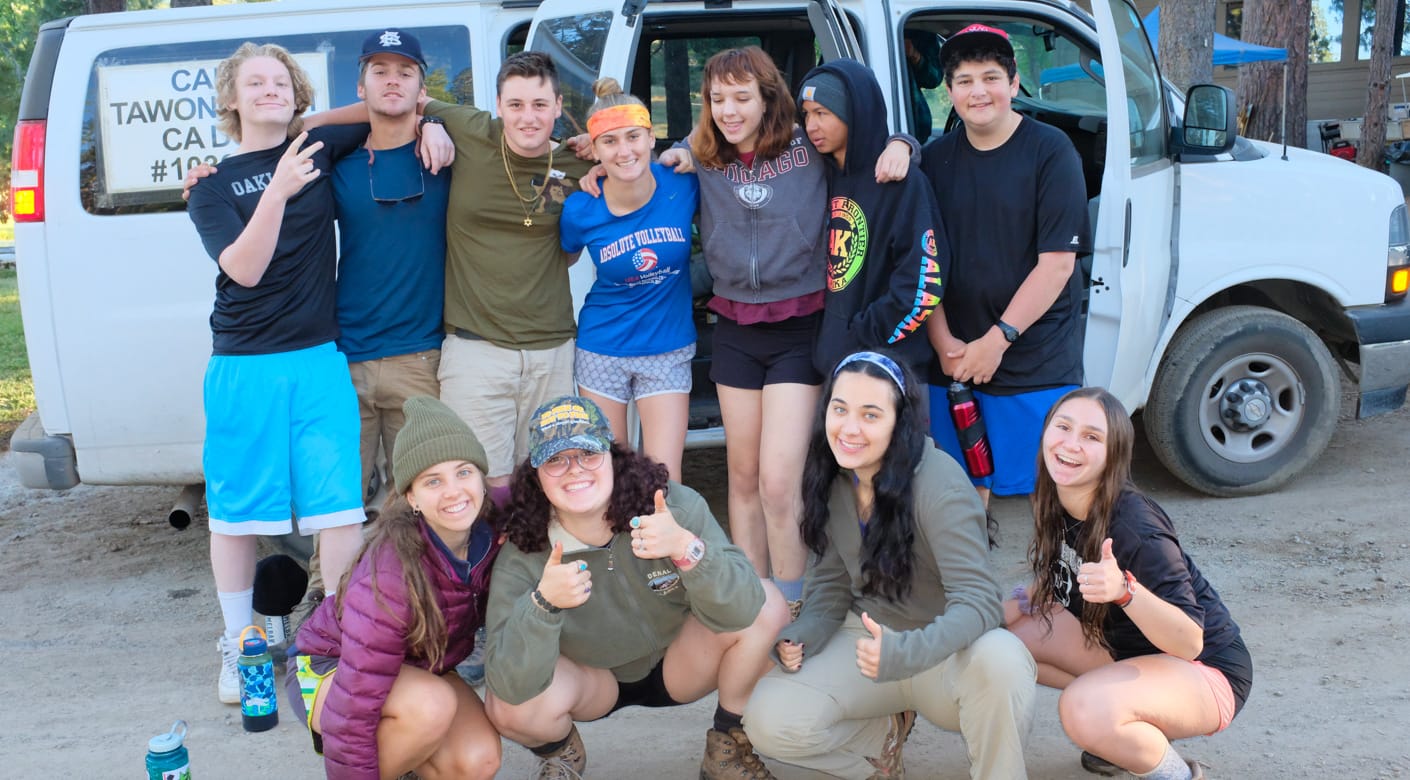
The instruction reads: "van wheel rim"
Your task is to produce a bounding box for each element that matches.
[1197,353,1304,464]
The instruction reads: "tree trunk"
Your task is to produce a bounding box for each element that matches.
[1357,0,1398,171]
[85,0,124,11]
[1236,0,1310,146]
[1159,0,1216,93]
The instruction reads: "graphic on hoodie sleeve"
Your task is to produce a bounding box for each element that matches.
[826,195,870,292]
[890,227,944,343]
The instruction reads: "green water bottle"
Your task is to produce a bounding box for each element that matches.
[145,720,191,780]
[238,625,278,732]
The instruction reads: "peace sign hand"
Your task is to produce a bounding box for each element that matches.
[268,131,324,201]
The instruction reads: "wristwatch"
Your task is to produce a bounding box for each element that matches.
[672,536,706,568]
[996,320,1020,343]
[418,115,445,128]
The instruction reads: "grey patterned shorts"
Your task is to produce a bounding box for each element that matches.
[575,344,696,403]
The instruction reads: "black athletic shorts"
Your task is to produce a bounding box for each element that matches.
[599,658,682,717]
[710,312,822,390]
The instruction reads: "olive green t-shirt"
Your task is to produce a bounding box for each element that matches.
[424,100,592,350]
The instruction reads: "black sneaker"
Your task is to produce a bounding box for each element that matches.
[1080,750,1122,776]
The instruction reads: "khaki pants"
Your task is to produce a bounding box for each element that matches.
[437,334,575,479]
[743,614,1035,779]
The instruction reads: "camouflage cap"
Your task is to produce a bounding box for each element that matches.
[527,395,614,468]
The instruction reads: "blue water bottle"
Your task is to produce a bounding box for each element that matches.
[145,720,191,780]
[238,625,279,732]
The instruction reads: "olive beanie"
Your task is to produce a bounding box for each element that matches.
[392,396,489,494]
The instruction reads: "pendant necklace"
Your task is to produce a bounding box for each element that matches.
[502,131,553,227]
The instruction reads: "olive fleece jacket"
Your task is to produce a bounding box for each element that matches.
[777,447,1002,682]
[484,482,765,705]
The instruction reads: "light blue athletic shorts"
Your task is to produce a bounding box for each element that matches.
[928,383,1078,496]
[203,342,365,536]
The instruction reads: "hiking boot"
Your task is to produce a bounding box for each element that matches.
[865,710,916,779]
[532,725,586,780]
[1080,750,1122,776]
[786,599,803,621]
[700,728,775,780]
[457,625,487,687]
[217,634,240,704]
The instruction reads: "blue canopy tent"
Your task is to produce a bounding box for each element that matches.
[1040,7,1286,86]
[1142,6,1287,65]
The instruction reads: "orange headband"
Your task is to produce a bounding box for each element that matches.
[587,104,652,141]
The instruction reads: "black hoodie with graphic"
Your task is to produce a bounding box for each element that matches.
[803,58,948,377]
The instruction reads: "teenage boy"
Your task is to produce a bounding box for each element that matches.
[333,30,451,510]
[921,24,1090,504]
[186,43,366,704]
[797,58,947,377]
[421,52,594,501]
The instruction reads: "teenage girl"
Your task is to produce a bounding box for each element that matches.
[288,396,502,780]
[1005,387,1253,779]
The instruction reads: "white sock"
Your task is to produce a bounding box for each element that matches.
[1136,745,1191,780]
[217,588,254,640]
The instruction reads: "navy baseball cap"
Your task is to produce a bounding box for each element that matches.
[360,29,427,70]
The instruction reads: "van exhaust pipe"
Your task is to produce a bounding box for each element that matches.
[168,484,203,529]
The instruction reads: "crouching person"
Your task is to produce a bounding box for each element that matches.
[287,397,503,779]
[484,395,791,779]
[744,352,1035,779]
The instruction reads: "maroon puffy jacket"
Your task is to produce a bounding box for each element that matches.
[294,519,500,779]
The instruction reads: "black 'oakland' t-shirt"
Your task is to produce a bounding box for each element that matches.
[187,125,365,356]
[1056,490,1253,708]
[921,117,1090,392]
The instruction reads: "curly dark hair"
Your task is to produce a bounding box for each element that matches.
[799,353,929,602]
[502,442,669,553]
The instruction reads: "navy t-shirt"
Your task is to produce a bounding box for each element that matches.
[331,140,450,363]
[560,162,699,357]
[1056,490,1253,707]
[921,118,1090,392]
[187,125,365,356]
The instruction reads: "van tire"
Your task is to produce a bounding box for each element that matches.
[1144,306,1339,497]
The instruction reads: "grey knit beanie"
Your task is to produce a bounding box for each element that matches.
[392,396,489,494]
[798,71,850,127]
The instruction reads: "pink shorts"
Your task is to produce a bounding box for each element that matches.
[1193,660,1236,734]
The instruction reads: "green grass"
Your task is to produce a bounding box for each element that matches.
[0,269,35,429]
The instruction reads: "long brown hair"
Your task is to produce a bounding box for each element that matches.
[1028,387,1135,649]
[335,497,497,670]
[691,46,796,168]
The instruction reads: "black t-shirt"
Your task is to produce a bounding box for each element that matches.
[187,125,365,356]
[1056,490,1253,709]
[921,117,1089,392]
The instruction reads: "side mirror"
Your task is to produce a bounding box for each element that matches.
[1178,84,1237,155]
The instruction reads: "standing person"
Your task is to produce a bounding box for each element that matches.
[289,396,503,780]
[1005,388,1252,779]
[482,395,790,780]
[744,351,1034,779]
[904,30,944,141]
[424,52,594,503]
[186,42,367,704]
[652,47,916,615]
[559,78,698,481]
[333,29,451,512]
[922,24,1090,505]
[796,58,947,380]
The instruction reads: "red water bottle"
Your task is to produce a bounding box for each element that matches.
[948,382,994,478]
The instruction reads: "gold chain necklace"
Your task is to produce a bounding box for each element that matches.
[501,131,553,227]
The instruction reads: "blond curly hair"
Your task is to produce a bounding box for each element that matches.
[214,42,315,142]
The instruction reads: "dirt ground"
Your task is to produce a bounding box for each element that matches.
[2,395,1408,779]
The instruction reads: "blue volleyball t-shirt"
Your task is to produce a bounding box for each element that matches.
[560,162,698,357]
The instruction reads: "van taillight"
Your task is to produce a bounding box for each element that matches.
[11,120,45,223]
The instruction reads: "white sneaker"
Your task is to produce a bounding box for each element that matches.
[217,635,240,704]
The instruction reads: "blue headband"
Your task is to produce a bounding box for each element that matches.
[833,351,906,392]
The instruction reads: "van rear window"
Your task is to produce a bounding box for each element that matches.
[80,26,473,215]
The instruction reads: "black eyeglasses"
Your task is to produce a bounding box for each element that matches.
[368,148,425,203]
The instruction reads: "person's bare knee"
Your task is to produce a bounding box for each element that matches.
[1057,680,1116,749]
[438,732,501,780]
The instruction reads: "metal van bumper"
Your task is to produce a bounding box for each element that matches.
[1347,302,1410,417]
[10,413,79,490]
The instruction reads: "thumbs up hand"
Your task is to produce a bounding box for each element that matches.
[537,541,592,610]
[855,612,885,680]
[1076,538,1124,603]
[629,489,691,561]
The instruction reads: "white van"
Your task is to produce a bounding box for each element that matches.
[12,0,1410,505]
